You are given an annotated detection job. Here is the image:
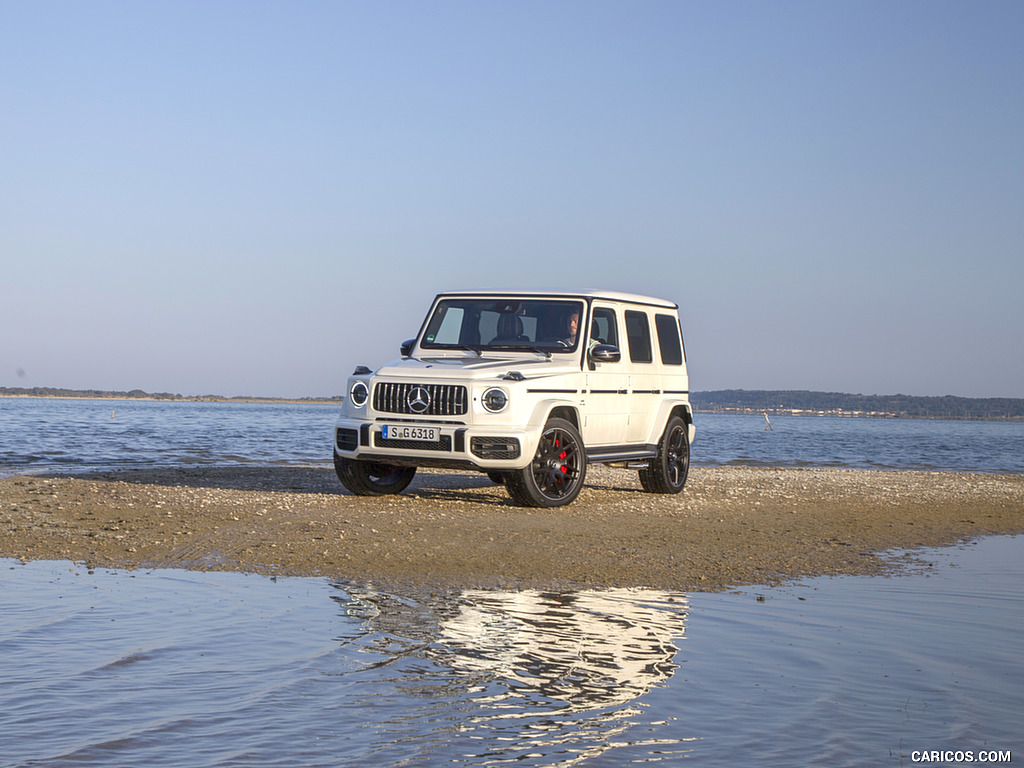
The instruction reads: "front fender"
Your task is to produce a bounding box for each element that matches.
[524,396,582,430]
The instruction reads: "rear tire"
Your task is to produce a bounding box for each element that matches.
[638,416,689,494]
[506,418,587,507]
[334,453,416,496]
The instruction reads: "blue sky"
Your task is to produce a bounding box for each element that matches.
[2,1,1021,398]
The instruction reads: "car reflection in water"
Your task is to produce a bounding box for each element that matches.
[433,589,689,714]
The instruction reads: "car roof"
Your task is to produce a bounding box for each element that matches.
[436,289,678,309]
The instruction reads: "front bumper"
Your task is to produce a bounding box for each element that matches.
[334,419,540,471]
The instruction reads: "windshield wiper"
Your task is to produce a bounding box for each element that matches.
[487,344,553,359]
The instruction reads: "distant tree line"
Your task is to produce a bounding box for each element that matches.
[691,389,1024,420]
[1,386,184,400]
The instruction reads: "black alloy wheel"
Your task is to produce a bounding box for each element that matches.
[639,416,690,494]
[506,418,587,507]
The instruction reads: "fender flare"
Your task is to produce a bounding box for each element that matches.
[645,399,694,444]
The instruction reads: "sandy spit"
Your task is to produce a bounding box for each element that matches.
[1,465,1021,591]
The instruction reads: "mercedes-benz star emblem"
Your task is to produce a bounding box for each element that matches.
[407,386,431,414]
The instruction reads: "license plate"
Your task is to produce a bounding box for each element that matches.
[381,425,439,442]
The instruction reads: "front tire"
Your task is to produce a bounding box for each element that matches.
[334,453,416,496]
[638,416,689,494]
[506,418,587,507]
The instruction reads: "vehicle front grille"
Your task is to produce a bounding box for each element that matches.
[373,382,468,416]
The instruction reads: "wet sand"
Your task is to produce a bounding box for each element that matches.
[2,466,1021,591]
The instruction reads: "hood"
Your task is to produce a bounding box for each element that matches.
[372,354,581,382]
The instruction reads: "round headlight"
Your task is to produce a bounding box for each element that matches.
[350,381,369,407]
[482,387,509,413]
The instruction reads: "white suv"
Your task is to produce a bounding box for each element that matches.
[334,291,694,507]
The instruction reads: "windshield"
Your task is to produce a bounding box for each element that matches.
[421,298,586,353]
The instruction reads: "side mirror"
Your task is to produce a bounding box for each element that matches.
[400,339,416,358]
[589,344,621,368]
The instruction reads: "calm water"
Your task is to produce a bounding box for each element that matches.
[2,397,1023,475]
[697,412,1024,474]
[1,537,1021,767]
[0,398,335,476]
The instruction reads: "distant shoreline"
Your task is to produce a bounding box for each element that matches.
[0,393,341,406]
[692,406,1024,422]
[692,389,1024,421]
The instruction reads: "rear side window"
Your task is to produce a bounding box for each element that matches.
[625,310,653,363]
[655,314,684,366]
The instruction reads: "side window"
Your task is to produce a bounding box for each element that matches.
[590,308,618,347]
[624,310,653,364]
[655,314,683,366]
